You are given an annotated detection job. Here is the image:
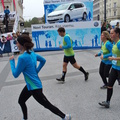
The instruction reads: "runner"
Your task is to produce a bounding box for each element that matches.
[9,34,71,120]
[56,27,89,82]
[95,31,113,89]
[99,28,120,108]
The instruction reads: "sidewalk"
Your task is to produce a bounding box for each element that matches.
[0,49,120,120]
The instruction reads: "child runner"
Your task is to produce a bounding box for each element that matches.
[99,28,120,108]
[56,27,89,82]
[95,31,113,89]
[9,35,71,120]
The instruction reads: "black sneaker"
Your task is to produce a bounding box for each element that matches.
[85,72,89,81]
[56,78,65,82]
[100,85,107,89]
[117,79,120,85]
[99,101,110,108]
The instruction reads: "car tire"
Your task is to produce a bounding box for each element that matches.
[82,13,87,20]
[64,15,70,22]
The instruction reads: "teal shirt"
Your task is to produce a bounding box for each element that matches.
[10,51,46,90]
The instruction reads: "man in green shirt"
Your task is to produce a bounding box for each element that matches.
[56,27,89,82]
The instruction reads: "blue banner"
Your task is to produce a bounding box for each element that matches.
[32,21,101,51]
[0,41,11,54]
[0,39,19,54]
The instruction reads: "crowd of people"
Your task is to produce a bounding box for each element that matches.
[101,21,119,33]
[0,31,29,57]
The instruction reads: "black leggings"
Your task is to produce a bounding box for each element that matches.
[108,68,120,87]
[106,68,120,102]
[99,62,111,85]
[18,86,65,119]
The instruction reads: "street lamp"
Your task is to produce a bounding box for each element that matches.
[104,0,106,22]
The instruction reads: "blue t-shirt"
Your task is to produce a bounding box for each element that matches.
[62,34,72,49]
[10,51,46,91]
[4,9,10,14]
[98,41,113,65]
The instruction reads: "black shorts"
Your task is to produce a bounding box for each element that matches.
[63,55,76,64]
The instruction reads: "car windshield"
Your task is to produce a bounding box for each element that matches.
[54,4,69,11]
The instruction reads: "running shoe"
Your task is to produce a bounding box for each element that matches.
[117,79,120,85]
[56,77,65,82]
[100,85,107,89]
[99,101,110,108]
[85,72,89,81]
[62,114,72,120]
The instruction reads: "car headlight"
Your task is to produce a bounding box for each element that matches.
[57,14,63,16]
[48,14,63,18]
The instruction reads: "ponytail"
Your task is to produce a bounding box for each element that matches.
[17,35,34,54]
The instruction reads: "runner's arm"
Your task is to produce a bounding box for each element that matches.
[36,54,46,73]
[62,36,71,49]
[9,57,25,78]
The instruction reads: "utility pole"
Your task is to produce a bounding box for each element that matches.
[104,0,106,22]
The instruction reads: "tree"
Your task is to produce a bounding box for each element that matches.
[24,17,40,27]
[24,15,45,27]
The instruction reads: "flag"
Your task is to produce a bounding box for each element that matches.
[13,0,16,10]
[1,0,5,10]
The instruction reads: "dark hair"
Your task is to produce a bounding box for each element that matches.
[22,32,29,36]
[6,6,9,8]
[57,27,65,33]
[116,22,119,25]
[17,35,34,54]
[102,22,106,27]
[114,28,120,35]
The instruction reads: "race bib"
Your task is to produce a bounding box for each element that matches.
[112,54,117,65]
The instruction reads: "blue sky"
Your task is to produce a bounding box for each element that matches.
[23,0,44,20]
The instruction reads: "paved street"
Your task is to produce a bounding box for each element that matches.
[0,49,120,120]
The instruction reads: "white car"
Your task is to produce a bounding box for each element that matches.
[47,2,87,23]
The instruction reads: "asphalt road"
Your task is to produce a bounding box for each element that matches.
[0,49,120,120]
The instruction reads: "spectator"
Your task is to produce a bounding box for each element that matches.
[107,24,112,33]
[1,35,7,43]
[6,34,13,40]
[12,33,20,55]
[101,22,107,33]
[115,22,119,28]
[4,6,10,19]
[16,31,21,37]
[3,6,10,33]
[12,33,17,40]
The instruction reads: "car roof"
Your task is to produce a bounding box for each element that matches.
[62,2,84,5]
[69,2,85,4]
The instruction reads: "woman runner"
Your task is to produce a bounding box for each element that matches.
[99,28,120,108]
[95,31,113,89]
[9,35,71,120]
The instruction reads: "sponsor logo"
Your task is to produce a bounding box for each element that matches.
[94,22,99,27]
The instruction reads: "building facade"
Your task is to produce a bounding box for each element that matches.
[93,0,100,21]
[0,0,23,21]
[100,0,120,22]
[94,0,120,22]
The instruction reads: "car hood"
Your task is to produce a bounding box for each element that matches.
[48,10,66,16]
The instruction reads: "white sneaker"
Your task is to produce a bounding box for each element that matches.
[62,114,72,120]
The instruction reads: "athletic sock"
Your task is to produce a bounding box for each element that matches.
[62,71,66,80]
[79,66,87,75]
[107,88,113,102]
